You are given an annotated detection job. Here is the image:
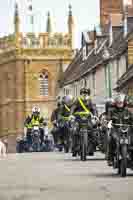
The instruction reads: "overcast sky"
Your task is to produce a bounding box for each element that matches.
[0,0,99,48]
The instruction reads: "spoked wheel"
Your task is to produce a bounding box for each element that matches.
[118,164,121,175]
[120,145,127,177]
[64,142,69,153]
[80,131,88,161]
[32,143,40,152]
[88,141,94,156]
[64,135,69,153]
[81,142,86,161]
[63,127,70,153]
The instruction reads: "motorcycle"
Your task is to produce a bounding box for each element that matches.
[42,125,54,152]
[109,122,133,177]
[71,112,97,161]
[31,125,41,152]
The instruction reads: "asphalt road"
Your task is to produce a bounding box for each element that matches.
[0,152,133,200]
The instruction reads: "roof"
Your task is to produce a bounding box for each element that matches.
[61,17,133,87]
[116,64,133,90]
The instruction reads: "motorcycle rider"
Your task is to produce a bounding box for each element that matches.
[107,93,133,166]
[24,106,44,148]
[70,88,96,156]
[51,101,62,147]
[70,88,95,115]
[99,98,115,154]
[58,95,74,151]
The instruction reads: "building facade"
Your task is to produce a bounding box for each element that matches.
[60,0,133,115]
[115,32,133,108]
[0,3,75,137]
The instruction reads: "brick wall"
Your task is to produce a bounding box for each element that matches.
[100,0,123,27]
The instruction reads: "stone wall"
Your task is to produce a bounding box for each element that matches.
[0,54,72,140]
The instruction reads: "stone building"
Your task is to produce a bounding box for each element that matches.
[115,32,133,108]
[0,3,75,137]
[60,0,133,114]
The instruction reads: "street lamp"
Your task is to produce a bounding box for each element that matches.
[103,47,112,98]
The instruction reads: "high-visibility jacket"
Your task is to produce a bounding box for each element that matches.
[25,116,42,128]
[78,97,90,114]
[26,122,32,129]
[31,116,40,126]
[72,96,94,116]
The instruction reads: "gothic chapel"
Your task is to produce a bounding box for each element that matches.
[0,2,75,136]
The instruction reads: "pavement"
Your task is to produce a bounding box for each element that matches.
[0,152,132,200]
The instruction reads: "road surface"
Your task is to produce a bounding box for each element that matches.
[0,152,132,200]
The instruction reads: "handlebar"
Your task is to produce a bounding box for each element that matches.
[112,123,133,127]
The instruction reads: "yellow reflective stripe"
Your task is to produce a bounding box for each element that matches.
[64,104,70,112]
[61,116,69,120]
[74,112,89,116]
[78,97,90,113]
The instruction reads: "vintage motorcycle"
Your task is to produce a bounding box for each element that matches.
[109,122,133,177]
[31,125,41,152]
[71,112,98,161]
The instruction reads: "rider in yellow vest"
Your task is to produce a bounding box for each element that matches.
[24,106,44,147]
[70,88,95,116]
[70,88,96,156]
[59,95,74,120]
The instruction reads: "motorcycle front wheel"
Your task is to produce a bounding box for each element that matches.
[120,144,127,177]
[80,131,88,161]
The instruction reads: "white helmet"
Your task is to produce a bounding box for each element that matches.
[32,106,40,114]
[63,95,74,106]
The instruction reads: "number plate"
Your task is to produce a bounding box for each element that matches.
[120,138,128,144]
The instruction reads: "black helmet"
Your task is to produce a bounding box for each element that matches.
[80,88,88,95]
[62,96,66,104]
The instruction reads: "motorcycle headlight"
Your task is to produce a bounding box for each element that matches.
[91,119,97,126]
[82,116,87,121]
[33,126,39,130]
[34,131,39,135]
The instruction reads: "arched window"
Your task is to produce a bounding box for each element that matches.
[39,71,49,96]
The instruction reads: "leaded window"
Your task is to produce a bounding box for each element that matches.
[39,72,49,96]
